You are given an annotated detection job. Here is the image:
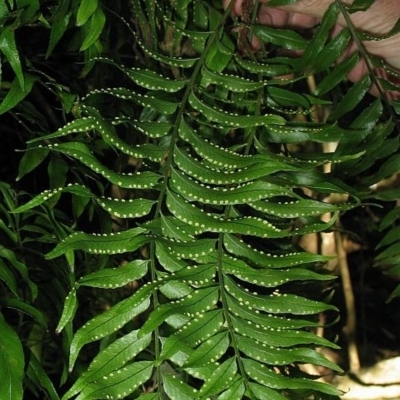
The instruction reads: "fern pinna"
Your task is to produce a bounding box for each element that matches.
[15,0,400,398]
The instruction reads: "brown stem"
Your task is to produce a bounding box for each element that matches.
[335,226,360,372]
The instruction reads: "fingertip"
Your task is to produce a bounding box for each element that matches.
[223,0,243,16]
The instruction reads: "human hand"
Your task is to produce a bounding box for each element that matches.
[224,0,400,98]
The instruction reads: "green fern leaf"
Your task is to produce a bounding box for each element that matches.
[63,331,152,400]
[46,227,149,260]
[243,359,341,396]
[139,286,219,336]
[77,259,149,289]
[56,287,77,334]
[69,294,151,371]
[163,373,198,399]
[183,330,229,367]
[47,142,161,188]
[217,378,246,400]
[77,361,153,400]
[197,357,237,397]
[224,276,337,315]
[189,92,285,127]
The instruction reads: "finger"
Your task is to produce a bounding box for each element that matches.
[257,6,318,29]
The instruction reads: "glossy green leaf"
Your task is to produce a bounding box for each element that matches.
[163,373,197,399]
[230,314,338,349]
[223,233,331,269]
[189,91,285,127]
[312,28,351,73]
[198,357,237,397]
[184,331,229,367]
[63,330,151,400]
[69,295,151,371]
[0,245,37,299]
[0,28,24,89]
[224,276,337,315]
[0,313,24,400]
[17,147,49,181]
[0,258,18,297]
[315,52,359,95]
[268,87,310,109]
[77,361,153,400]
[253,25,308,50]
[88,87,178,114]
[139,286,219,336]
[244,359,341,395]
[170,167,289,206]
[79,5,105,51]
[217,378,245,400]
[77,259,148,289]
[76,0,98,26]
[46,227,149,260]
[46,12,71,58]
[0,73,38,115]
[166,189,287,238]
[328,75,371,121]
[45,142,161,189]
[26,352,60,400]
[56,287,77,334]
[97,197,156,219]
[3,298,46,326]
[201,66,264,92]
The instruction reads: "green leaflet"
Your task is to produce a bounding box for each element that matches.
[222,254,334,287]
[26,352,60,400]
[264,123,345,144]
[163,374,198,399]
[56,287,77,334]
[85,87,178,115]
[198,357,237,397]
[46,227,149,260]
[159,310,225,363]
[0,313,24,400]
[96,197,156,219]
[0,73,38,115]
[243,359,341,396]
[237,335,342,372]
[76,361,153,400]
[183,330,229,367]
[69,294,151,371]
[328,75,371,121]
[223,233,331,268]
[189,91,285,127]
[173,145,295,184]
[235,56,293,76]
[252,25,308,51]
[46,142,161,189]
[62,330,152,400]
[226,295,321,330]
[94,57,188,92]
[170,167,289,206]
[77,259,149,289]
[13,184,92,214]
[249,197,350,218]
[135,33,199,68]
[166,188,286,238]
[0,27,24,89]
[76,0,98,26]
[201,66,265,92]
[229,314,339,349]
[139,286,219,336]
[224,276,337,315]
[217,378,246,400]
